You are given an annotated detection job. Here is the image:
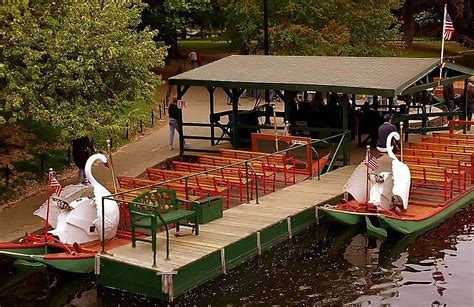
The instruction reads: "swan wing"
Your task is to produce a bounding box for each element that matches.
[380,172,394,210]
[343,160,367,202]
[392,160,411,209]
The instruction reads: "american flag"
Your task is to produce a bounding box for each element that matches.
[49,175,62,196]
[444,13,455,40]
[365,151,380,171]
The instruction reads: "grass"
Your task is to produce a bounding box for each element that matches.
[178,39,232,55]
[399,41,467,58]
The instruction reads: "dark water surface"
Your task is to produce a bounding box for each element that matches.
[1,206,474,306]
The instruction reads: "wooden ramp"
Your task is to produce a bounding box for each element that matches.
[97,165,356,301]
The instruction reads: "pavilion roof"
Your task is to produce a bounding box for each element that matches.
[168,55,474,97]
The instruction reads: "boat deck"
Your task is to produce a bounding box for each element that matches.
[97,165,356,301]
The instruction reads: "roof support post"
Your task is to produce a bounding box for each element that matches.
[373,95,378,110]
[351,94,356,140]
[230,88,240,148]
[177,85,189,156]
[421,90,427,134]
[207,87,216,145]
[342,95,350,165]
[283,91,298,124]
[388,97,393,115]
[463,79,468,133]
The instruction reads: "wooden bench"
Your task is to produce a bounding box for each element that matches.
[130,188,199,266]
[172,161,252,203]
[196,154,276,193]
[115,175,198,201]
[401,155,470,185]
[433,132,474,140]
[146,168,230,208]
[219,149,297,185]
[407,164,455,200]
[422,136,474,146]
[407,142,474,153]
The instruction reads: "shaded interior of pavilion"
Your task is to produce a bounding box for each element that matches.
[168,55,474,167]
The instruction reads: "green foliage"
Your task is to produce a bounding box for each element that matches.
[0,1,166,141]
[141,0,212,56]
[223,0,399,56]
[222,0,262,54]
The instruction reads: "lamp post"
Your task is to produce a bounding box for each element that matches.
[263,0,271,125]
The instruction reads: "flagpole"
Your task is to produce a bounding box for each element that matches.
[365,145,370,204]
[400,122,404,163]
[273,105,278,151]
[438,4,447,86]
[107,139,118,194]
[44,168,53,246]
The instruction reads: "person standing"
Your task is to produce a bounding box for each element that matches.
[188,51,198,69]
[168,97,182,150]
[443,82,455,111]
[72,136,94,184]
[376,114,398,154]
[467,80,474,130]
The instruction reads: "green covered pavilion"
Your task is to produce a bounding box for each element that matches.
[169,55,474,164]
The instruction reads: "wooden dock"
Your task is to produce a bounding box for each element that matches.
[97,165,356,301]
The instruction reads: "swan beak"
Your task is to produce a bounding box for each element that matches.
[104,161,111,168]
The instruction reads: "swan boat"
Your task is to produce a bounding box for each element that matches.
[0,154,128,273]
[319,131,474,239]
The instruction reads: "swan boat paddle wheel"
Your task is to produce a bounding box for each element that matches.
[0,154,130,273]
[320,123,474,239]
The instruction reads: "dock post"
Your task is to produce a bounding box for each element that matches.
[287,217,292,239]
[315,207,320,225]
[220,248,227,274]
[245,162,250,203]
[256,232,262,255]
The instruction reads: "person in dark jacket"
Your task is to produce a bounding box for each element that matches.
[168,97,182,150]
[376,114,398,154]
[443,82,455,111]
[72,136,94,184]
[467,80,474,130]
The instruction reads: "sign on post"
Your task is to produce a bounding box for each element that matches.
[177,100,187,109]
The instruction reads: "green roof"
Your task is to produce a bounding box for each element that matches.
[169,55,450,96]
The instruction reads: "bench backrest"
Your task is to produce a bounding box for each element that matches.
[433,132,474,140]
[117,176,135,189]
[407,142,474,153]
[422,136,474,146]
[131,188,178,215]
[403,148,472,161]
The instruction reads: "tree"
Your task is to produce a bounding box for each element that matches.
[0,1,167,140]
[223,0,399,56]
[397,0,474,48]
[141,0,212,58]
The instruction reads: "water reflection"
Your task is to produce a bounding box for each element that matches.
[1,207,473,306]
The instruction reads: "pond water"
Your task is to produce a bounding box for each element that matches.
[1,206,473,306]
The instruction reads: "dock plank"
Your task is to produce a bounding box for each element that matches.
[104,165,356,272]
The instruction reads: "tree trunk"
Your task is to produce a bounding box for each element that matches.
[164,34,180,59]
[402,0,416,47]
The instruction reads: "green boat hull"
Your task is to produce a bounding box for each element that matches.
[0,246,95,273]
[378,192,474,235]
[319,207,365,225]
[365,216,388,240]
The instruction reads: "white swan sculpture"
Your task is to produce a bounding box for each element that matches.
[386,131,411,209]
[34,153,120,244]
[343,131,411,210]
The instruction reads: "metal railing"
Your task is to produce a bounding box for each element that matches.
[100,131,350,256]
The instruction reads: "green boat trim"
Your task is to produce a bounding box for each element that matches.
[40,257,96,274]
[318,206,378,225]
[378,191,474,235]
